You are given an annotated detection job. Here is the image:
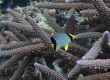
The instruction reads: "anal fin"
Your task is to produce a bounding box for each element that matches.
[64,44,69,51]
[51,44,54,49]
[56,47,61,52]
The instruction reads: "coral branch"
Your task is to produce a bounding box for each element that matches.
[34,62,67,80]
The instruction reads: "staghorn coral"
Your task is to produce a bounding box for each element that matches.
[80,0,110,32]
[34,62,67,80]
[77,59,110,69]
[0,0,109,80]
[80,9,99,17]
[79,72,110,80]
[35,2,94,10]
[67,32,105,79]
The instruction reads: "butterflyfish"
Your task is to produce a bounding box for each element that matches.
[50,33,76,52]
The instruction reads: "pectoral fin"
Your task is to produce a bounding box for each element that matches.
[56,46,61,52]
[51,44,54,49]
[64,44,69,51]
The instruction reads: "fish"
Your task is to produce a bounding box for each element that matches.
[50,33,76,52]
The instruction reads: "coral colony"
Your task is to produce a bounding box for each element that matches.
[0,0,109,80]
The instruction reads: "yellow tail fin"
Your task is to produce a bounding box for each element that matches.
[69,34,76,39]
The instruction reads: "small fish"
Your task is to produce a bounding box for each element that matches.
[50,33,76,52]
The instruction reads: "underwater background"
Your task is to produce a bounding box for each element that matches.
[0,0,109,80]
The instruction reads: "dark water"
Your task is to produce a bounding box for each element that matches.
[1,0,35,13]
